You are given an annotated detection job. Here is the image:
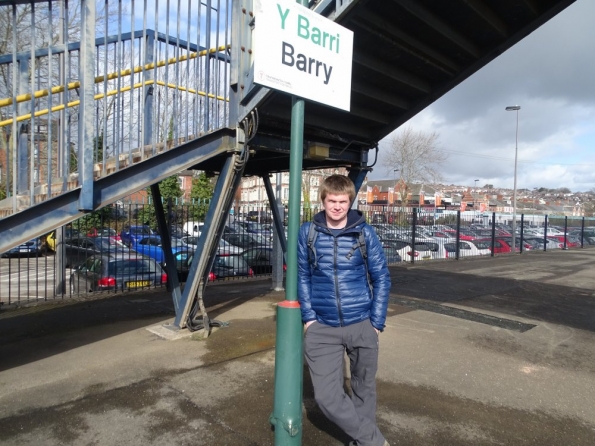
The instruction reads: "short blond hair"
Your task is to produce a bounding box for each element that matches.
[319,174,356,203]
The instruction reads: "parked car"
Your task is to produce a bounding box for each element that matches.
[46,227,81,251]
[171,251,253,282]
[237,222,273,239]
[241,247,286,275]
[87,227,122,242]
[444,240,491,258]
[246,210,272,223]
[70,252,167,293]
[1,237,45,257]
[120,225,154,247]
[568,230,595,245]
[63,236,130,268]
[523,237,563,250]
[547,235,580,248]
[497,237,535,251]
[380,239,423,262]
[182,236,243,255]
[131,236,192,265]
[222,232,268,250]
[381,244,403,263]
[474,238,519,254]
[183,221,204,237]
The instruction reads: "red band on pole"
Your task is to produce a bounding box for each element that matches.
[278,300,301,308]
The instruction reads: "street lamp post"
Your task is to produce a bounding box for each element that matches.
[505,105,521,252]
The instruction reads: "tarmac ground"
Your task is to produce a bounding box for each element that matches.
[0,248,594,445]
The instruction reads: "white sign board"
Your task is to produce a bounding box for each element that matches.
[253,0,354,111]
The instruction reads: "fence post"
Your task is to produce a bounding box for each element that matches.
[411,208,417,264]
[581,217,585,249]
[563,216,568,249]
[455,210,461,260]
[490,212,496,257]
[543,215,548,251]
[520,214,524,254]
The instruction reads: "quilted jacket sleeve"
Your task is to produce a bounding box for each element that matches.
[297,223,316,323]
[364,225,392,331]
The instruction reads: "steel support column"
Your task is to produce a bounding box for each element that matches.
[263,174,287,254]
[173,145,247,330]
[151,184,182,302]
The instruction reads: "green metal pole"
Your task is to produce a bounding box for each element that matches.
[270,94,305,445]
[270,3,309,443]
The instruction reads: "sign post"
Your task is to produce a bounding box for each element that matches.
[253,1,353,444]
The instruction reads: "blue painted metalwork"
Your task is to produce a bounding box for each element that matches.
[0,128,236,254]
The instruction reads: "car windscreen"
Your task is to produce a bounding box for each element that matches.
[108,259,158,275]
[132,227,152,235]
[215,255,248,269]
[473,240,492,249]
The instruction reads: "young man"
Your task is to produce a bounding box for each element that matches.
[298,175,391,446]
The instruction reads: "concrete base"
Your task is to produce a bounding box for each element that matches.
[146,323,194,340]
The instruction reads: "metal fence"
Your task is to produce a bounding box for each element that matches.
[0,0,231,216]
[1,203,594,306]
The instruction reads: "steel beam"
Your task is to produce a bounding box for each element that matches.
[0,128,236,254]
[173,146,248,329]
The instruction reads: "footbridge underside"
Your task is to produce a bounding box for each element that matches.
[223,0,576,177]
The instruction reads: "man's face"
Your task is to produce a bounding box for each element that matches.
[322,193,351,228]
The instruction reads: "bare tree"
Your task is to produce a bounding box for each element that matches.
[383,126,446,206]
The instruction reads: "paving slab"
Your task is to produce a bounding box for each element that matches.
[0,250,594,445]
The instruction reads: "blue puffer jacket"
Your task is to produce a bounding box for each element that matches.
[297,209,391,331]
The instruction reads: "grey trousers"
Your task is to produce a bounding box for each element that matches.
[304,319,385,446]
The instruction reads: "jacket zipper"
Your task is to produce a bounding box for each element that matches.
[333,236,345,326]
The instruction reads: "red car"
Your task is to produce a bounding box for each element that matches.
[443,229,476,241]
[547,235,580,248]
[87,227,122,242]
[474,238,520,254]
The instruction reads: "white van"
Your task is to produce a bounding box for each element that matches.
[183,221,204,237]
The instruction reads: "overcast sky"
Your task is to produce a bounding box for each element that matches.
[370,0,595,193]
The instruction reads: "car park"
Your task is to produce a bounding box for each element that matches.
[70,252,166,293]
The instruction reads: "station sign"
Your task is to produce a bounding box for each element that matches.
[253,0,354,111]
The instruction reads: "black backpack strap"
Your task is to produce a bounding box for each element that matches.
[345,230,373,295]
[307,222,319,268]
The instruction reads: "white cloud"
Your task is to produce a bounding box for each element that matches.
[372,0,595,193]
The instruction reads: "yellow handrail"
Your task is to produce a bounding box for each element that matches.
[0,44,230,109]
[0,79,229,128]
